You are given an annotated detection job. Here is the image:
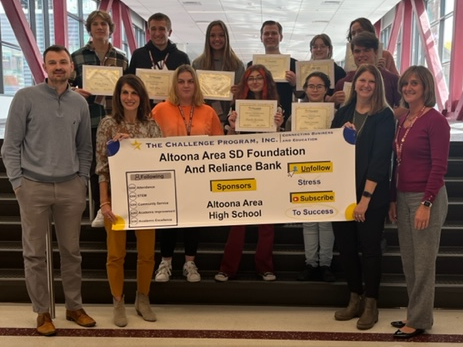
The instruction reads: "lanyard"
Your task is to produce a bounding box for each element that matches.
[394,106,426,166]
[178,105,195,135]
[149,51,169,70]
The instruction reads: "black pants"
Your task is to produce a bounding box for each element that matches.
[160,227,200,258]
[332,205,388,299]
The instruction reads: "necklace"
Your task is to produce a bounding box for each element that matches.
[178,105,195,135]
[353,110,369,136]
[394,106,427,166]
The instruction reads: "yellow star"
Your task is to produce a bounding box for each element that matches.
[131,140,142,150]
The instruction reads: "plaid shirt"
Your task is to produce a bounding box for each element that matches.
[71,42,128,128]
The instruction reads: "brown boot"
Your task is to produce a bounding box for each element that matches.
[357,297,378,330]
[66,308,96,327]
[37,312,56,336]
[135,292,157,322]
[334,292,364,321]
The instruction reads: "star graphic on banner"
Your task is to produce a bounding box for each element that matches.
[131,140,142,150]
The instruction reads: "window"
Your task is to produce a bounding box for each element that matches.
[410,0,454,86]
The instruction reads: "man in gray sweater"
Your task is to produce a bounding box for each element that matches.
[1,45,95,336]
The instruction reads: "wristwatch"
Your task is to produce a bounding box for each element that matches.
[421,200,433,208]
[362,191,373,198]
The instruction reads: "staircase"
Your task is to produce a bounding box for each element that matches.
[1,137,462,308]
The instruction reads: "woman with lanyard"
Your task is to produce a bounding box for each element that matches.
[151,64,223,282]
[96,75,162,327]
[389,66,450,339]
[214,64,283,282]
[192,20,245,125]
[287,71,336,283]
[331,64,395,330]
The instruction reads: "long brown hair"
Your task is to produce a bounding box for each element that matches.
[347,17,377,42]
[111,75,151,124]
[194,20,242,72]
[236,64,279,101]
[345,64,390,115]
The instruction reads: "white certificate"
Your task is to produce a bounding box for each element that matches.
[136,69,173,99]
[197,70,234,101]
[291,102,334,132]
[342,82,353,106]
[82,65,122,96]
[235,99,278,133]
[344,42,384,72]
[252,54,291,82]
[296,60,335,90]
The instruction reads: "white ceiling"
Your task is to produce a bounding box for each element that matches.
[122,0,401,63]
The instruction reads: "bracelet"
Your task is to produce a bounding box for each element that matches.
[100,201,111,208]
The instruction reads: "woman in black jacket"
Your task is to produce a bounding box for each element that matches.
[331,64,395,330]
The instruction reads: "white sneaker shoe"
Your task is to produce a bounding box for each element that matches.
[91,209,105,228]
[155,261,172,282]
[260,272,276,281]
[183,261,201,282]
[214,272,229,282]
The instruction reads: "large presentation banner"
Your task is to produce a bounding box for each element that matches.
[108,129,357,230]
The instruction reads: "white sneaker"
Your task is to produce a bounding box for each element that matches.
[183,261,201,282]
[214,272,229,282]
[155,261,172,282]
[91,209,105,228]
[260,272,276,281]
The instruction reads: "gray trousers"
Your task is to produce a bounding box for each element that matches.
[302,222,334,267]
[16,177,87,313]
[397,187,447,330]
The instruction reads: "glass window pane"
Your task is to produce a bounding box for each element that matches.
[442,16,453,63]
[35,0,46,52]
[0,4,20,46]
[67,0,79,16]
[445,0,455,14]
[442,61,450,86]
[68,17,81,53]
[48,1,55,46]
[427,0,441,23]
[83,0,98,14]
[2,46,26,95]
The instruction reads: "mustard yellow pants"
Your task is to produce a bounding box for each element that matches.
[104,219,155,297]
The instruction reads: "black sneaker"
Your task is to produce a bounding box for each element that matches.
[320,266,335,282]
[297,264,315,281]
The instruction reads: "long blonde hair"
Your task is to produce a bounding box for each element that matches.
[168,64,204,106]
[194,20,242,72]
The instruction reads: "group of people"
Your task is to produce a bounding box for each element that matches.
[0,9,450,341]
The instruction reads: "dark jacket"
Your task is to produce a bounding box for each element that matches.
[331,101,395,209]
[127,40,190,73]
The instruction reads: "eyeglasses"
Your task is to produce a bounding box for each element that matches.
[311,45,327,50]
[306,84,325,90]
[247,76,264,82]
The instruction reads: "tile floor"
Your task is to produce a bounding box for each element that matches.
[1,303,462,346]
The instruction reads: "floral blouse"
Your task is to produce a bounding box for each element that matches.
[95,116,162,183]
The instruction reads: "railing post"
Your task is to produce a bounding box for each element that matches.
[46,219,55,319]
[88,183,95,221]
